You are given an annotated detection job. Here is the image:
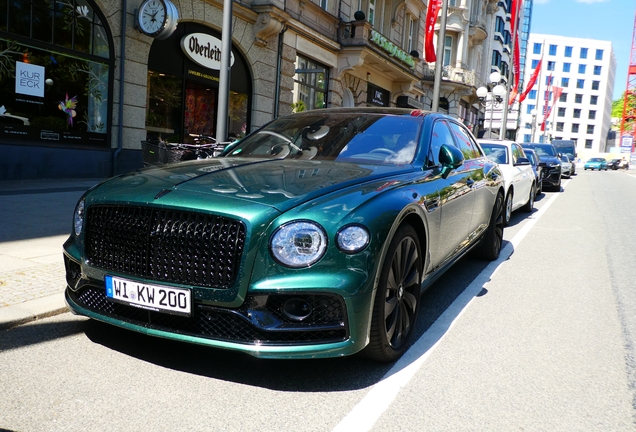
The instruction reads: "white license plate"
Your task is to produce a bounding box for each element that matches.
[105,276,192,317]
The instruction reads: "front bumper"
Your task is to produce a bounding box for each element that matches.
[64,254,372,359]
[541,165,562,187]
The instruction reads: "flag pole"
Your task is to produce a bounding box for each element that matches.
[432,0,448,112]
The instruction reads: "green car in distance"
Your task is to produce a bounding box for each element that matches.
[584,157,608,171]
[64,108,505,362]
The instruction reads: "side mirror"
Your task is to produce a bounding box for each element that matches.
[438,144,464,179]
[515,157,530,166]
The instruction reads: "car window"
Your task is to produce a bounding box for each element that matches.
[526,151,537,165]
[480,143,508,164]
[428,120,456,167]
[448,122,480,160]
[511,144,524,164]
[227,113,421,165]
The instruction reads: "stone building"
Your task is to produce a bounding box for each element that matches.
[0,0,508,180]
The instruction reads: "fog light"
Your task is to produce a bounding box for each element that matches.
[281,298,313,322]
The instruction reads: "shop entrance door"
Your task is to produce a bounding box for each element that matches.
[183,81,217,144]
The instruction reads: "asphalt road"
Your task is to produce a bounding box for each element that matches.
[2,170,636,431]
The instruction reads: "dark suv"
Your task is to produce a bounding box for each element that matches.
[521,143,562,192]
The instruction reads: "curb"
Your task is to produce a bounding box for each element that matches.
[0,293,68,330]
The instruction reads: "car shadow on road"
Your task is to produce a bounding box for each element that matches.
[2,241,513,393]
[77,243,512,392]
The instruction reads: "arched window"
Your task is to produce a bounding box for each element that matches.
[0,0,114,146]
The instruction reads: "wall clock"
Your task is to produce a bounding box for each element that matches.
[136,0,179,40]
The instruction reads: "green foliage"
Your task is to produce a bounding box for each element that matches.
[292,100,306,113]
[613,91,636,118]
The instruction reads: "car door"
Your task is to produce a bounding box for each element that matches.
[512,143,533,209]
[427,120,476,269]
[447,121,494,233]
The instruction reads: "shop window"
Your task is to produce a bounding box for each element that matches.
[293,56,329,112]
[145,72,183,143]
[0,0,112,146]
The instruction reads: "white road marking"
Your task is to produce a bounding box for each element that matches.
[332,182,568,432]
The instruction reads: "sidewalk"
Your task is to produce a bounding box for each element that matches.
[0,178,105,329]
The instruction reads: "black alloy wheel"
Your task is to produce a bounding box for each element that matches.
[363,224,422,362]
[475,191,505,261]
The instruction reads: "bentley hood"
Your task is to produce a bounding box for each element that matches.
[88,158,414,214]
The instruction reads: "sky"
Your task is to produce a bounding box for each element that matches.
[531,0,634,101]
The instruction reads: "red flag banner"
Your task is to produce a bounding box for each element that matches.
[508,0,523,106]
[540,85,563,132]
[519,58,542,103]
[424,0,442,63]
[540,73,553,131]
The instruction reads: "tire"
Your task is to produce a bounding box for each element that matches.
[475,192,505,261]
[522,185,534,212]
[362,224,422,362]
[504,192,512,226]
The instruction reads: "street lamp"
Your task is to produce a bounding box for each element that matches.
[530,108,537,142]
[477,72,506,138]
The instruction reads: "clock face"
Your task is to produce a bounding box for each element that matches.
[139,0,167,35]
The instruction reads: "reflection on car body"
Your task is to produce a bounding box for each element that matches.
[64,108,505,362]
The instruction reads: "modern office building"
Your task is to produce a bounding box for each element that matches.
[516,34,616,157]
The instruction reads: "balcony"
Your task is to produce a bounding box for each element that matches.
[338,20,420,82]
[421,64,476,88]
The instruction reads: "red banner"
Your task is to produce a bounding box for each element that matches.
[540,76,555,132]
[519,58,542,103]
[508,0,523,106]
[424,0,442,63]
[542,85,563,126]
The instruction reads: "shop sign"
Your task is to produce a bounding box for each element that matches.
[369,30,416,69]
[15,61,45,98]
[367,83,390,107]
[181,33,234,70]
[621,135,633,153]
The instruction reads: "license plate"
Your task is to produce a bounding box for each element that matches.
[105,276,192,317]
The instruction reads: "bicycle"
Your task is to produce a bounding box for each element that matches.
[141,135,232,167]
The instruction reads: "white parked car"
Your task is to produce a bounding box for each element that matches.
[477,139,536,225]
[559,154,572,178]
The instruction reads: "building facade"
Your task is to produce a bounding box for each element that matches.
[0,0,509,180]
[516,34,616,157]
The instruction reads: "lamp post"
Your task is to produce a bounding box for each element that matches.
[530,108,537,142]
[477,72,506,138]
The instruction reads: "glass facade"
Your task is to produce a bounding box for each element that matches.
[0,0,112,146]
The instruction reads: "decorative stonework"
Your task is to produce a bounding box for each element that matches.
[254,12,285,47]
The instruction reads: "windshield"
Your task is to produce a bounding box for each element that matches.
[523,144,557,157]
[479,143,508,164]
[525,151,537,165]
[589,158,605,162]
[222,113,422,165]
[560,155,570,162]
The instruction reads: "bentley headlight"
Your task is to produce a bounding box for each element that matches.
[74,199,85,237]
[337,225,370,254]
[270,221,327,268]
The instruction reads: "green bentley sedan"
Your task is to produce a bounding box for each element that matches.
[64,108,505,362]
